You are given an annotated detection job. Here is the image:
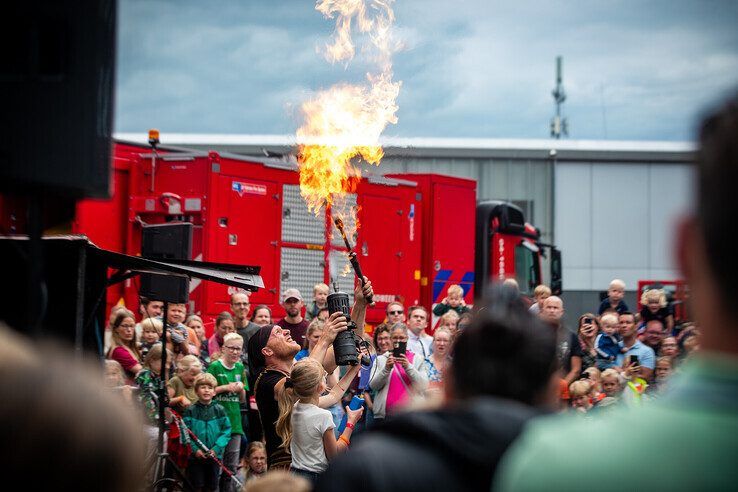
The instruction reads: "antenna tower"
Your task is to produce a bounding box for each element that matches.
[550,56,568,139]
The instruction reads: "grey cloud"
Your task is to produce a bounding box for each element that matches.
[115,0,738,140]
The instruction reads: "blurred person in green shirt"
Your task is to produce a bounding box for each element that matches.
[495,93,738,491]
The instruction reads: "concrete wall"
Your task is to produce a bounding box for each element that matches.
[560,290,640,329]
[554,161,693,293]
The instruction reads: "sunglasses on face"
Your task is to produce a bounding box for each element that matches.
[388,310,403,315]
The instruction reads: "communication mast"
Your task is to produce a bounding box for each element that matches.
[550,56,568,139]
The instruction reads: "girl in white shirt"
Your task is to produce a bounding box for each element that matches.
[276,358,363,483]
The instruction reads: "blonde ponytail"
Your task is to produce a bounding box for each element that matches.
[275,384,297,449]
[275,358,325,450]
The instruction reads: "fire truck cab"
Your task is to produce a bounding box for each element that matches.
[475,200,562,300]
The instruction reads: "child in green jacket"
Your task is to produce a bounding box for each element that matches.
[183,373,232,492]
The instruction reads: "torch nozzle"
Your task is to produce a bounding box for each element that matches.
[333,217,353,250]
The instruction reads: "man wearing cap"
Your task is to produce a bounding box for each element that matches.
[277,288,310,347]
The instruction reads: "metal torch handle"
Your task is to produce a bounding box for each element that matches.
[334,217,374,306]
[349,252,374,306]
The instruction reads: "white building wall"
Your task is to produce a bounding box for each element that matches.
[555,161,693,292]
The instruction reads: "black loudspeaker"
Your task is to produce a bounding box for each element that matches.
[0,237,107,353]
[142,223,193,261]
[0,1,116,198]
[140,223,192,304]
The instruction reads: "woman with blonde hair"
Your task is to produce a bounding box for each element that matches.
[294,319,325,362]
[186,314,209,365]
[425,327,452,392]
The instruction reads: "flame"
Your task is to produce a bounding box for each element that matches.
[297,0,401,217]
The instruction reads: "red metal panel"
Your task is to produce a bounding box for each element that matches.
[124,153,210,318]
[430,180,476,303]
[208,174,281,313]
[73,167,129,252]
[356,192,404,323]
[386,173,476,323]
[198,154,295,325]
[351,178,421,325]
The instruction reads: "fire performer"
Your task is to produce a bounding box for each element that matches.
[247,279,373,470]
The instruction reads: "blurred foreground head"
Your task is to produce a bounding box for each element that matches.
[694,93,738,314]
[451,285,558,406]
[0,324,144,491]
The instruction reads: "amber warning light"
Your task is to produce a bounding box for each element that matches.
[148,129,160,148]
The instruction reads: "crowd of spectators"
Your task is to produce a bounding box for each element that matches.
[99,270,703,491]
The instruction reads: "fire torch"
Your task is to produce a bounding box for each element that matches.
[328,217,373,366]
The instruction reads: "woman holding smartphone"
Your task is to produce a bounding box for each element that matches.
[368,323,429,423]
[577,313,600,371]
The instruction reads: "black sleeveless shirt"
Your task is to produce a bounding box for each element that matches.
[255,369,289,466]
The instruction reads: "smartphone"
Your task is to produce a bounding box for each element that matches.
[630,354,639,366]
[392,341,407,358]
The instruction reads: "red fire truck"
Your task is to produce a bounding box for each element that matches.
[3,139,561,332]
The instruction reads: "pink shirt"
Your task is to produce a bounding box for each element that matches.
[385,351,416,414]
[109,346,140,383]
[208,334,223,357]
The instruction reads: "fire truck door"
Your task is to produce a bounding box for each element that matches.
[360,194,403,302]
[431,183,476,302]
[216,175,280,308]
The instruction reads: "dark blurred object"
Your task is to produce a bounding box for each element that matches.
[0,236,108,352]
[0,236,262,351]
[140,223,192,304]
[0,0,116,198]
[392,341,407,357]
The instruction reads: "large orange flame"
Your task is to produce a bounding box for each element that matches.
[297,0,401,219]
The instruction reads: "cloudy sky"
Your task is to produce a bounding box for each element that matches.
[115,0,738,141]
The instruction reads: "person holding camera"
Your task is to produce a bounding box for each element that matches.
[368,322,429,423]
[616,312,655,382]
[576,313,600,372]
